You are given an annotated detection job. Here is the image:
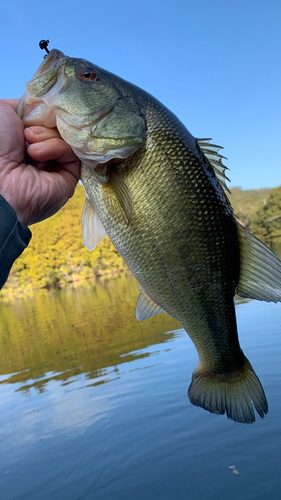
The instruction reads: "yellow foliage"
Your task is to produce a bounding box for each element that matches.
[1,184,128,300]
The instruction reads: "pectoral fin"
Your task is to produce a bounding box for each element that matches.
[109,169,132,224]
[136,287,164,321]
[236,222,281,302]
[81,198,107,251]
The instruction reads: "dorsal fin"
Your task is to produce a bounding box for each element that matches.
[196,138,231,193]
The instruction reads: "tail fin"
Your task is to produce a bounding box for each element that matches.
[188,355,268,424]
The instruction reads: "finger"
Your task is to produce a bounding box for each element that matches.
[29,159,80,180]
[27,137,78,164]
[0,98,20,111]
[25,126,61,144]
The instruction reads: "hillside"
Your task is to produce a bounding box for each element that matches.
[228,187,272,226]
[249,185,281,248]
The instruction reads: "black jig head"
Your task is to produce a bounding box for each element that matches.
[39,39,50,54]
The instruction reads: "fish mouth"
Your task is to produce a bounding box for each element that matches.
[27,49,67,97]
[17,49,67,126]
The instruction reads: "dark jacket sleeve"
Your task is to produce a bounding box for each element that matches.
[0,196,31,289]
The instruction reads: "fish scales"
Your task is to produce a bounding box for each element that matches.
[83,93,241,371]
[18,49,281,423]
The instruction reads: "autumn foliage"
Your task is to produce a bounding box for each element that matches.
[1,184,127,299]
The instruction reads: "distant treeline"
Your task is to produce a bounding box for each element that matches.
[2,183,281,299]
[229,186,281,251]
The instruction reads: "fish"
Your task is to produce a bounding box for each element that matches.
[17,49,281,424]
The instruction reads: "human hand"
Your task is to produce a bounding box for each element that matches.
[0,99,80,226]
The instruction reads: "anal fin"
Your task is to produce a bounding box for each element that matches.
[236,222,281,302]
[136,287,164,321]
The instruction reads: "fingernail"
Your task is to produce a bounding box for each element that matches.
[28,126,43,135]
[30,142,45,151]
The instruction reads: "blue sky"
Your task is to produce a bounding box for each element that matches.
[1,0,281,189]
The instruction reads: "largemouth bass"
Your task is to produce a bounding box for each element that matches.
[18,49,281,424]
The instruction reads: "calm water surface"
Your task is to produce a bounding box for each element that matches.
[0,273,281,500]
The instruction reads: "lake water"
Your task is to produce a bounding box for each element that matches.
[0,272,281,500]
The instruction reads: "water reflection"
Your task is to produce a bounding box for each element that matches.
[0,273,179,393]
[1,274,281,500]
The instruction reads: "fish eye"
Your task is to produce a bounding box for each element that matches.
[80,69,97,81]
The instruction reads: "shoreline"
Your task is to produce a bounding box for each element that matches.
[0,266,129,303]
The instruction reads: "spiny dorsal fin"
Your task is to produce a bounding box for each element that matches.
[196,138,231,193]
[109,169,132,224]
[81,198,107,251]
[136,286,164,321]
[236,222,281,302]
